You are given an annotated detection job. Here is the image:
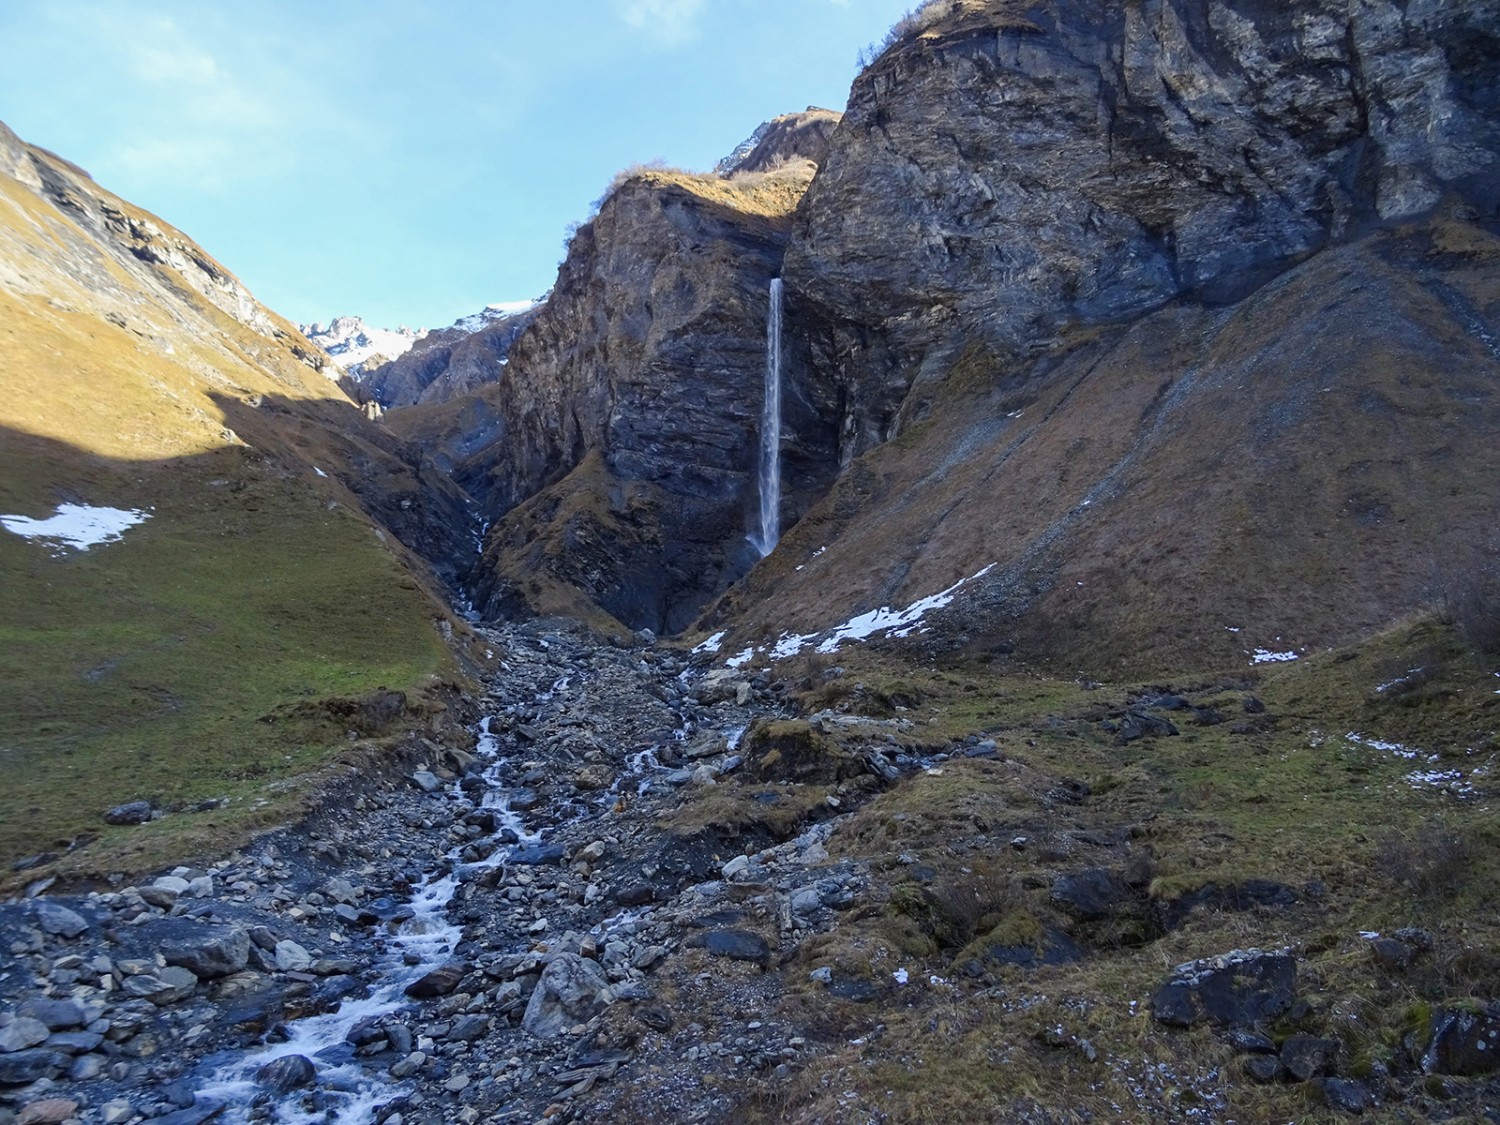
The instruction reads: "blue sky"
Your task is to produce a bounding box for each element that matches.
[0,0,917,329]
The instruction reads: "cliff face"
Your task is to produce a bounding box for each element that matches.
[785,0,1500,462]
[704,0,1500,672]
[438,164,839,634]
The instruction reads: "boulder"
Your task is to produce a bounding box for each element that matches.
[1424,1008,1500,1076]
[1050,869,1129,921]
[1281,1034,1340,1081]
[163,927,251,978]
[104,800,152,825]
[699,929,772,967]
[1320,1077,1372,1113]
[0,1048,66,1085]
[33,901,88,939]
[404,963,467,999]
[16,1098,77,1125]
[0,1019,50,1053]
[521,953,610,1038]
[1151,949,1296,1028]
[256,1053,316,1094]
[273,940,313,972]
[17,999,85,1031]
[122,965,198,1005]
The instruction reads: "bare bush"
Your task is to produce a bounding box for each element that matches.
[1433,543,1500,654]
[1377,821,1472,899]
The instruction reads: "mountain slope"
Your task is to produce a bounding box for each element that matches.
[696,0,1500,674]
[0,120,476,884]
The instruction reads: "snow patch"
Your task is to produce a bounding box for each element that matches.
[692,631,726,655]
[300,315,425,374]
[1,503,150,554]
[1250,648,1299,664]
[725,563,997,668]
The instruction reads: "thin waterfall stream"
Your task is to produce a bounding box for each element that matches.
[754,277,783,557]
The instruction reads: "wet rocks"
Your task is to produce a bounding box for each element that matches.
[255,1053,317,1093]
[1152,949,1296,1028]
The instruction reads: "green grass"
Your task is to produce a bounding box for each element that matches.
[0,455,451,889]
[694,616,1500,1122]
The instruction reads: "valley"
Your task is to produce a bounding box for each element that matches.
[2,0,1499,1122]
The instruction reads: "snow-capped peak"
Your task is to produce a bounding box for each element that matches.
[447,299,540,335]
[300,315,426,375]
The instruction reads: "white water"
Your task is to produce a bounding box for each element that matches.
[752,278,783,557]
[195,719,539,1123]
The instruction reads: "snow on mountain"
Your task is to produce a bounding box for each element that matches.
[302,301,542,379]
[299,316,425,376]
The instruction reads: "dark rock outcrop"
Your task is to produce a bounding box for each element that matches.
[786,0,1500,463]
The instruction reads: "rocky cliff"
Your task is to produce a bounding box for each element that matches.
[698,0,1500,673]
[396,161,841,635]
[785,0,1500,462]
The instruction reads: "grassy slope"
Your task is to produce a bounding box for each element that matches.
[679,615,1500,1122]
[0,145,455,889]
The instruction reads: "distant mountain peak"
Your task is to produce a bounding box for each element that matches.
[299,316,426,375]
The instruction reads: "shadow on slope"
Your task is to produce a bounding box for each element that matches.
[0,422,473,891]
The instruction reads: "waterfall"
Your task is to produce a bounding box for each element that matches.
[755,278,783,557]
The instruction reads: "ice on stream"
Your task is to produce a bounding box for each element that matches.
[0,503,150,553]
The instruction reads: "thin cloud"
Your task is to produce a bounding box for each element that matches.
[615,0,705,46]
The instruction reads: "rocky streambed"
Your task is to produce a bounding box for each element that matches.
[0,622,879,1124]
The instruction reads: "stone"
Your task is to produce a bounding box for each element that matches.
[33,902,88,939]
[699,930,771,966]
[0,1048,66,1085]
[138,886,179,909]
[122,965,198,1005]
[521,954,611,1039]
[1424,1009,1500,1076]
[274,940,313,972]
[104,801,152,825]
[0,1019,50,1053]
[1281,1034,1340,1081]
[153,875,191,895]
[1151,949,1296,1028]
[1320,1078,1372,1113]
[616,884,655,906]
[149,1102,226,1125]
[16,1099,77,1125]
[256,1054,316,1094]
[1050,869,1128,921]
[390,1051,425,1079]
[101,1100,134,1125]
[405,963,466,999]
[510,843,566,866]
[447,1014,489,1041]
[44,1032,102,1055]
[721,855,750,881]
[409,771,441,793]
[163,927,251,978]
[1243,1055,1284,1083]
